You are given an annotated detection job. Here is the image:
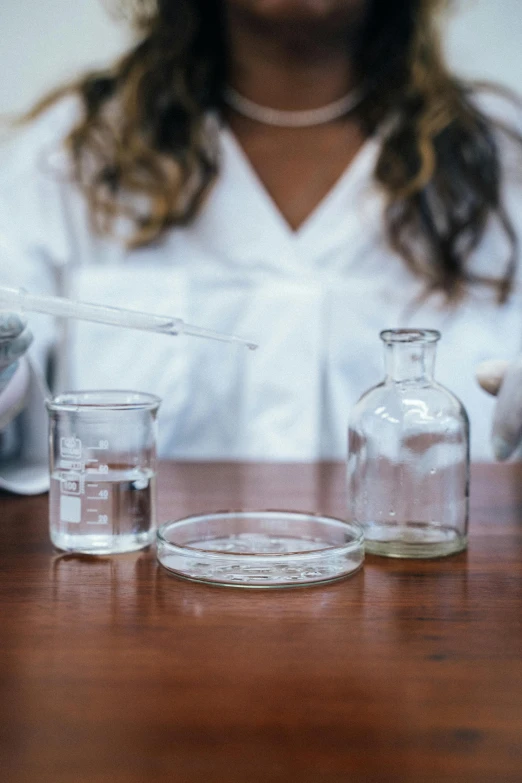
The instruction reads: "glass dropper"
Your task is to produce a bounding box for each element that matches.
[0,286,258,350]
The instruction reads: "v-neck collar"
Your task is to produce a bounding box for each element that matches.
[221,125,380,243]
[188,124,382,270]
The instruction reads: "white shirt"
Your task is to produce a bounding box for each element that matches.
[1,97,522,492]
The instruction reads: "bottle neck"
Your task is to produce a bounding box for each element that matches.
[384,341,436,383]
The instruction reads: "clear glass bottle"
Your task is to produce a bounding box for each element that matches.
[347,329,469,558]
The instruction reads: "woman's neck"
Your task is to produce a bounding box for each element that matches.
[224,8,361,111]
[220,4,368,233]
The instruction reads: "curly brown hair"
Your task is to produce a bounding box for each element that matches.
[26,0,521,302]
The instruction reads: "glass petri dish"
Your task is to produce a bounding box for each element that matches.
[156,511,364,588]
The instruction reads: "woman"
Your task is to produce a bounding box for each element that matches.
[0,0,521,493]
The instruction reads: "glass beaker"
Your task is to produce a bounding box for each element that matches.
[46,390,161,554]
[347,329,469,558]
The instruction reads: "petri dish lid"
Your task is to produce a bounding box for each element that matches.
[157,510,364,588]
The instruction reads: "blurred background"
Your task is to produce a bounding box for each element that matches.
[0,0,521,115]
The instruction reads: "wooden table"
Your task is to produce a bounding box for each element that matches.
[1,462,522,783]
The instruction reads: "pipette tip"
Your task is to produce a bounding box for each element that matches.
[181,321,258,349]
[227,334,258,351]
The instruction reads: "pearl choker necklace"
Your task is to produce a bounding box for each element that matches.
[223,84,365,128]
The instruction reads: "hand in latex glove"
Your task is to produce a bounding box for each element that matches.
[476,358,522,460]
[0,312,33,393]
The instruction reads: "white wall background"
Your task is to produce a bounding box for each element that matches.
[0,1,131,115]
[0,0,521,114]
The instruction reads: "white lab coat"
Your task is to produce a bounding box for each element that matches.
[1,96,522,493]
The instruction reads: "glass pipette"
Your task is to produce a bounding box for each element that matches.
[0,286,258,349]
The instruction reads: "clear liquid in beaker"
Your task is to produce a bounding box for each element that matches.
[49,468,156,554]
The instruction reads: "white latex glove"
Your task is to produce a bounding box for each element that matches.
[0,312,33,393]
[476,358,522,460]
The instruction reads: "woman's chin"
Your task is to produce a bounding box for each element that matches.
[225,0,367,24]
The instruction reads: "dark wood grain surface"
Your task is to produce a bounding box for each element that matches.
[1,462,522,783]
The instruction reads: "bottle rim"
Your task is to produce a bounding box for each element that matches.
[380,328,441,344]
